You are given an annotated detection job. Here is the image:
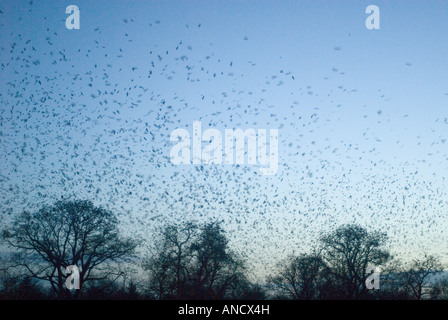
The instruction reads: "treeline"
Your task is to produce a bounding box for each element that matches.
[0,200,447,300]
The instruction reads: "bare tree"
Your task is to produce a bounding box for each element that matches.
[188,222,246,299]
[2,200,137,298]
[430,276,448,300]
[399,255,443,300]
[144,222,196,299]
[268,253,325,300]
[373,259,412,300]
[144,222,247,300]
[319,225,390,299]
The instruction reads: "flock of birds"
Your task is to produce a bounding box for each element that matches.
[0,1,447,279]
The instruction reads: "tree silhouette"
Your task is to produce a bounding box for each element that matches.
[430,276,448,300]
[1,210,446,300]
[319,224,390,299]
[187,222,246,299]
[399,255,443,300]
[268,253,325,300]
[144,222,248,299]
[143,222,196,299]
[2,200,137,298]
[0,275,46,300]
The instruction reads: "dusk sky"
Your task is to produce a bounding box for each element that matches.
[1,0,448,279]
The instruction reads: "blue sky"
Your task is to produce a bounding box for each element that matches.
[1,0,448,278]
